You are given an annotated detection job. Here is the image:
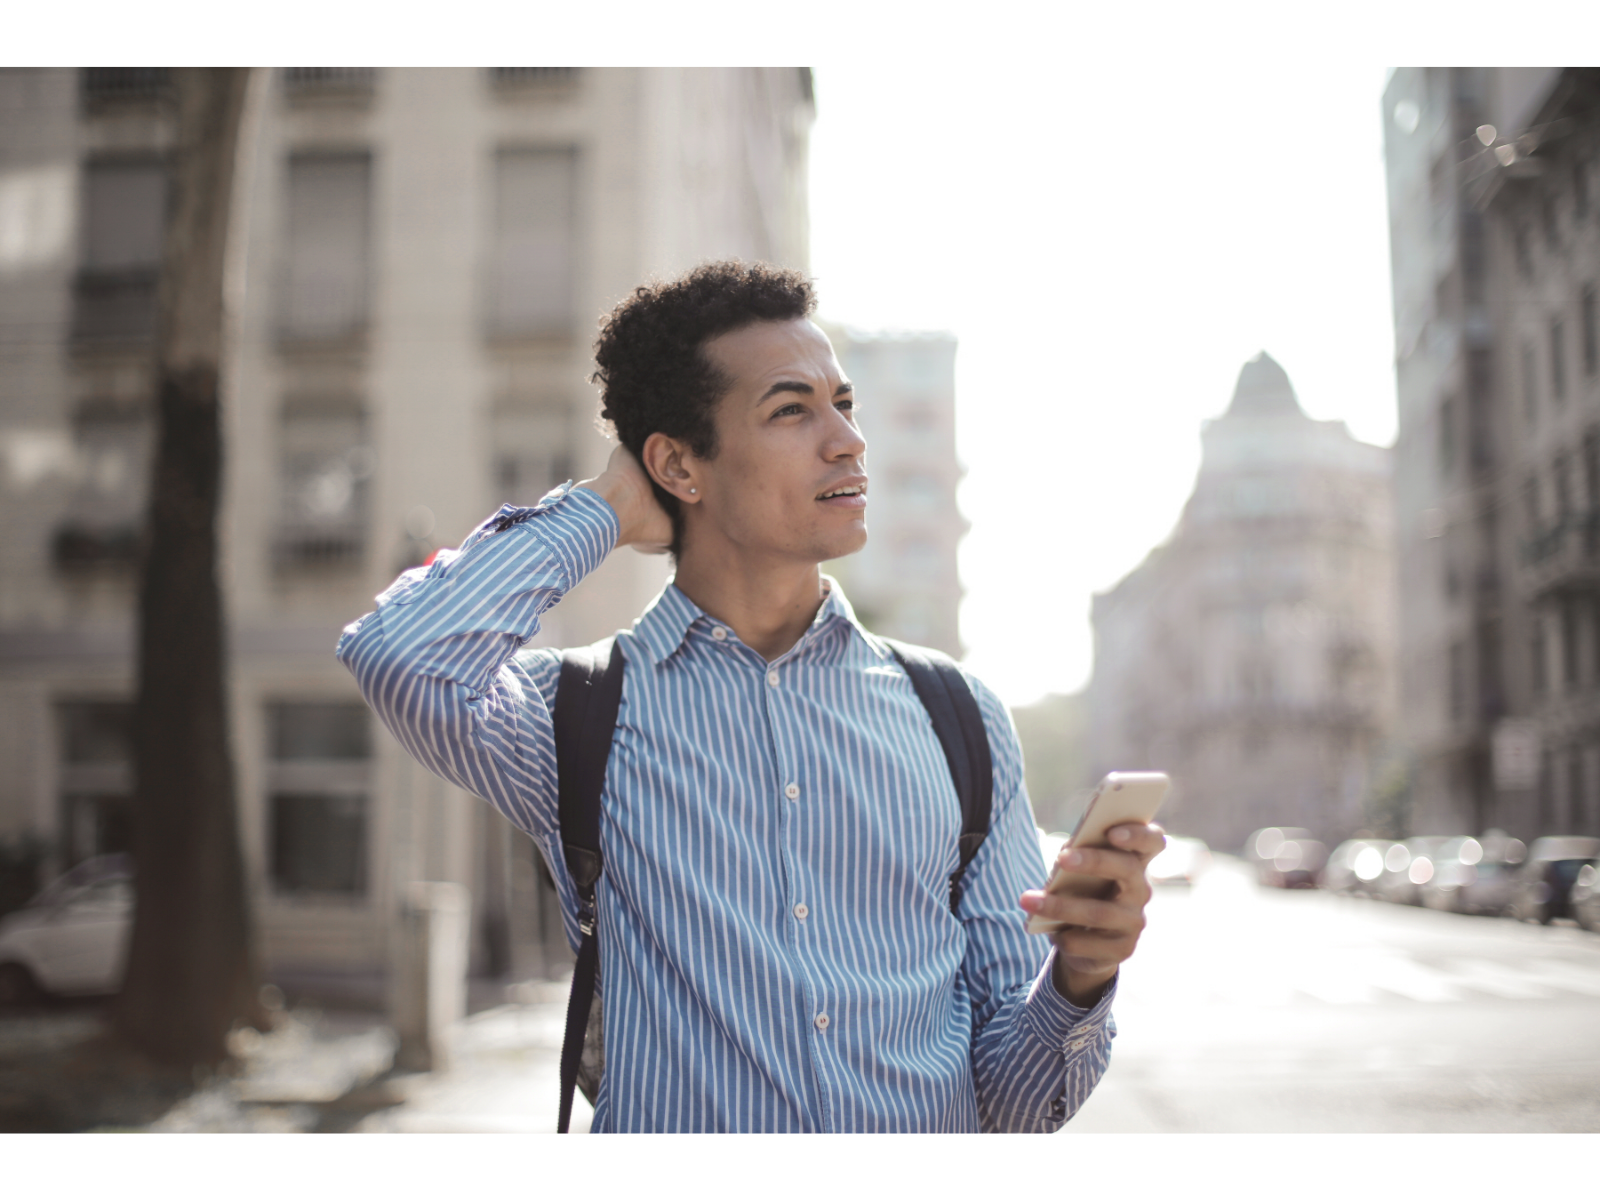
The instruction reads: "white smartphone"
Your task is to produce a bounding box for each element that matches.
[1027,771,1169,935]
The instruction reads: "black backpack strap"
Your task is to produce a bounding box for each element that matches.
[553,635,625,1133]
[885,639,994,914]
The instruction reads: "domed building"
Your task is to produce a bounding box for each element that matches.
[1086,353,1397,853]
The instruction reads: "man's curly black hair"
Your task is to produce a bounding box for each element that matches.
[591,260,817,555]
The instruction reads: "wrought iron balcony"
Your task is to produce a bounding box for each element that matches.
[81,68,173,108]
[1520,509,1600,597]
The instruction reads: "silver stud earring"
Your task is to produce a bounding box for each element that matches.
[689,488,697,495]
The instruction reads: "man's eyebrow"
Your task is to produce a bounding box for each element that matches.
[757,379,854,403]
[758,380,814,402]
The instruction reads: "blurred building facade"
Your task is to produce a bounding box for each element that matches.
[1382,67,1600,841]
[1087,354,1397,852]
[821,328,965,657]
[0,67,813,991]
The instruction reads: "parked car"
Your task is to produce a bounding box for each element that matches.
[1325,839,1395,897]
[1506,837,1600,925]
[1245,827,1327,888]
[1147,836,1212,885]
[1376,836,1453,906]
[0,854,131,1007]
[1571,863,1600,933]
[1419,835,1526,916]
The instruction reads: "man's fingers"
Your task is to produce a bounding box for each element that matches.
[1021,889,1143,935]
[1107,822,1167,861]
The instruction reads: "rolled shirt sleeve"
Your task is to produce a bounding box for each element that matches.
[956,674,1118,1133]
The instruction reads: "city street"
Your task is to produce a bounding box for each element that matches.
[1064,856,1600,1133]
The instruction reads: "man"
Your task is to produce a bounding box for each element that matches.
[337,261,1162,1132]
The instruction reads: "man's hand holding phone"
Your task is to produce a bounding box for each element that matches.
[1019,773,1169,1007]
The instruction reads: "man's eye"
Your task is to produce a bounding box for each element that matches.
[836,398,857,413]
[773,403,804,418]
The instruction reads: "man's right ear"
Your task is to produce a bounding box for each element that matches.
[641,432,702,506]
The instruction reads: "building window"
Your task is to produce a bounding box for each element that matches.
[1448,640,1467,722]
[488,147,577,338]
[1522,343,1538,426]
[280,153,371,343]
[1584,430,1600,515]
[268,702,370,897]
[1437,394,1456,475]
[1568,750,1586,832]
[72,157,167,345]
[488,68,580,88]
[1514,224,1533,280]
[1550,318,1567,403]
[1594,598,1600,686]
[1466,349,1493,472]
[897,536,942,580]
[1554,453,1573,524]
[80,68,172,109]
[280,68,376,99]
[55,701,134,870]
[274,400,370,569]
[1582,285,1598,378]
[490,406,573,506]
[1532,624,1547,699]
[1477,616,1504,719]
[52,400,151,572]
[896,472,943,511]
[1563,600,1581,690]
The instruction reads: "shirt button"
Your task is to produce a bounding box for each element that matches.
[793,903,809,919]
[711,626,727,641]
[784,782,800,800]
[767,670,780,687]
[814,1013,830,1031]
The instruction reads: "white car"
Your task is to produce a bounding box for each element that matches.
[0,854,132,1006]
[1147,836,1211,885]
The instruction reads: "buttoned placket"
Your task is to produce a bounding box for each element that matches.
[754,630,841,1133]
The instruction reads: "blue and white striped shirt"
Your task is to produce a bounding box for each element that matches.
[337,483,1115,1132]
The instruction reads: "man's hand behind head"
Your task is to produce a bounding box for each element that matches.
[578,444,674,555]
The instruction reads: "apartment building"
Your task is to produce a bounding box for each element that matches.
[821,328,965,658]
[1383,67,1600,840]
[1087,353,1396,852]
[0,66,814,989]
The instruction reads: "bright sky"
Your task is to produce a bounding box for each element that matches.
[808,63,1399,707]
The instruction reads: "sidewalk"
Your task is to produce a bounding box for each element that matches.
[0,977,591,1133]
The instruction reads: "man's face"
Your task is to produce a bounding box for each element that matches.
[689,318,868,567]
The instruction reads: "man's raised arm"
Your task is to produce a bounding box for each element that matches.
[333,446,670,841]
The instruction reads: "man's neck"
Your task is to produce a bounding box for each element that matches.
[671,551,827,662]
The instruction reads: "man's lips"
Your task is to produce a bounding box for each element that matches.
[816,478,868,508]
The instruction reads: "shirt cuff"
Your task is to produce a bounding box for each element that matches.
[1020,946,1118,1053]
[467,481,621,592]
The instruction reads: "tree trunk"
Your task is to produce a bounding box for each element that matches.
[114,67,264,1068]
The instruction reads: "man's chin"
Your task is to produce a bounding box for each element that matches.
[811,524,868,563]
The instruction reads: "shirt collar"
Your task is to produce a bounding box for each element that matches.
[628,574,887,666]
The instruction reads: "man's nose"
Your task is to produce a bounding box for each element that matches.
[826,406,867,460]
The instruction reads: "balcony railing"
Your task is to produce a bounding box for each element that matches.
[1520,509,1600,597]
[71,269,160,347]
[488,67,580,89]
[81,68,172,108]
[53,522,141,571]
[273,525,365,570]
[281,69,377,104]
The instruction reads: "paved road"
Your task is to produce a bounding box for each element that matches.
[1063,856,1600,1132]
